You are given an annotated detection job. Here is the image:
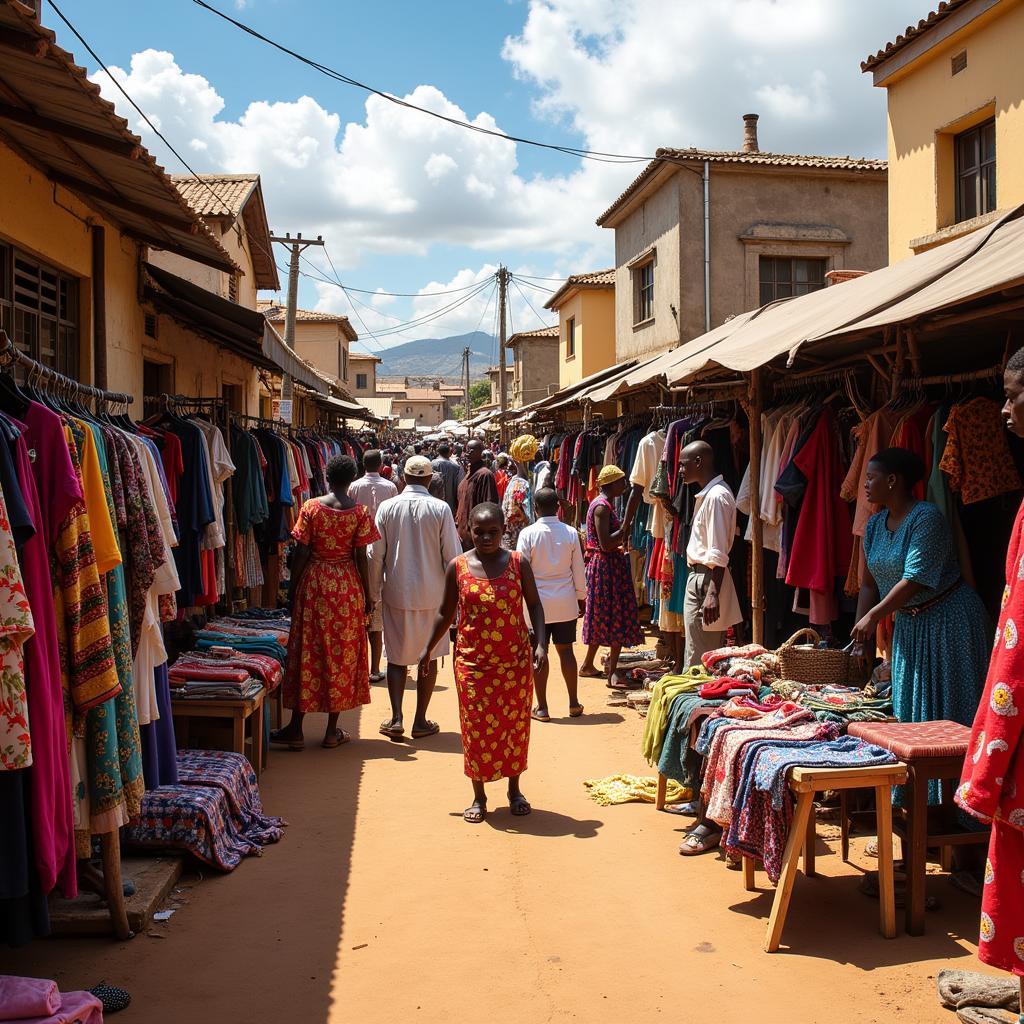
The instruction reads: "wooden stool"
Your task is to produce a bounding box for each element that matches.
[743,761,908,953]
[847,720,990,936]
[171,688,266,776]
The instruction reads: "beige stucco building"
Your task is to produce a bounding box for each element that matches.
[392,387,446,427]
[348,351,381,396]
[862,0,1024,260]
[506,326,560,408]
[258,302,358,389]
[597,115,889,363]
[544,269,616,389]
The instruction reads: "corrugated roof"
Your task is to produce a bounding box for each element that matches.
[360,396,397,418]
[506,325,559,348]
[0,1,234,272]
[597,149,887,226]
[862,0,973,71]
[544,268,615,310]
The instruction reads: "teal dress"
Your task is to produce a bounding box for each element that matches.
[863,501,990,727]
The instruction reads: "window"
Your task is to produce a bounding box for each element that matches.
[951,50,967,75]
[759,256,826,305]
[0,244,80,377]
[633,260,654,324]
[342,347,349,381]
[356,372,367,390]
[143,358,173,399]
[956,119,996,222]
[565,316,575,358]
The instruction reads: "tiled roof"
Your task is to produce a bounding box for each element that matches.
[349,349,382,363]
[862,1,972,71]
[170,174,259,218]
[506,326,559,348]
[403,388,445,401]
[544,268,615,309]
[258,300,353,324]
[597,149,887,226]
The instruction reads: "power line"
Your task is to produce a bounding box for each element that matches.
[189,0,653,166]
[514,277,558,297]
[511,277,556,330]
[512,274,570,283]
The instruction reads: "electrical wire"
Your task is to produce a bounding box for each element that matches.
[189,0,654,166]
[511,277,556,330]
[514,277,559,296]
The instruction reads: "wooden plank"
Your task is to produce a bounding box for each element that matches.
[875,783,897,939]
[765,791,815,952]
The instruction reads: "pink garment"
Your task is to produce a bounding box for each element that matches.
[11,990,103,1024]
[10,424,77,898]
[0,977,60,1019]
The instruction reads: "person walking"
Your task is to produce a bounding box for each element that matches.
[271,455,377,751]
[502,434,538,550]
[455,438,500,549]
[516,487,586,721]
[349,449,398,682]
[421,503,546,823]
[430,441,464,514]
[579,465,643,688]
[370,455,461,740]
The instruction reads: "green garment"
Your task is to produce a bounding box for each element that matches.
[640,668,711,764]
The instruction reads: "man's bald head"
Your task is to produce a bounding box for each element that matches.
[680,439,716,487]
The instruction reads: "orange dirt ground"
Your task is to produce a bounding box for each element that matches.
[4,646,995,1023]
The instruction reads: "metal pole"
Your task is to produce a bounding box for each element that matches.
[497,266,509,444]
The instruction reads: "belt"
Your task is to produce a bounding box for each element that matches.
[898,580,961,618]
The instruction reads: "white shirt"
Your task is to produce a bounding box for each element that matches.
[516,516,586,624]
[687,475,743,630]
[369,484,461,610]
[629,429,667,539]
[350,471,398,518]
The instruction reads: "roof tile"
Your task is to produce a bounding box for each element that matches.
[861,1,972,71]
[170,174,258,219]
[544,268,615,309]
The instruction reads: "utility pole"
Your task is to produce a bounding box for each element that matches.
[462,345,471,422]
[269,231,325,423]
[497,265,509,444]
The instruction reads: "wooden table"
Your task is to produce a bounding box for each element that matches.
[171,688,266,776]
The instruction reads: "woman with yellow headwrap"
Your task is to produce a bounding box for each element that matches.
[502,435,540,549]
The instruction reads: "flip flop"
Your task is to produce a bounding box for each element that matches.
[578,667,603,678]
[568,705,584,718]
[509,794,532,817]
[606,679,642,691]
[322,729,351,749]
[532,707,552,722]
[369,672,385,683]
[411,721,440,739]
[269,728,304,751]
[379,721,405,738]
[679,829,721,856]
[464,801,487,824]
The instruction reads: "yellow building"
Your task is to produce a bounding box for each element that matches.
[348,351,382,397]
[258,302,358,387]
[864,0,1024,259]
[543,269,616,389]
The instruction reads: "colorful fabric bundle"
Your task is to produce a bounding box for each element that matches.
[583,774,691,807]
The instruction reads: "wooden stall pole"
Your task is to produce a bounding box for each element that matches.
[746,368,765,645]
[891,327,905,401]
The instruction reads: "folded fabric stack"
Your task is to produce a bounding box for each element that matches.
[797,685,893,725]
[701,644,781,687]
[194,623,288,665]
[0,977,102,1024]
[172,649,283,693]
[126,749,285,871]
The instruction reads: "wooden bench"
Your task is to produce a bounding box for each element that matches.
[742,761,908,952]
[171,688,266,777]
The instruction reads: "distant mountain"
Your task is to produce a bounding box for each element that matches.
[364,331,499,380]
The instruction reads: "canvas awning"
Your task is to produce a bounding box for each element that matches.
[312,393,378,421]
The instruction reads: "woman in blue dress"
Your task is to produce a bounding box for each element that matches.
[852,447,990,728]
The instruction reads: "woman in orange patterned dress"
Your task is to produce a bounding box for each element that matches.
[421,503,546,823]
[272,455,378,750]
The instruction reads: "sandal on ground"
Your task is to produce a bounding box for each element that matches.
[411,721,440,739]
[509,793,532,817]
[578,667,603,678]
[662,800,701,817]
[322,729,351,749]
[464,800,487,824]
[532,707,551,722]
[568,704,584,718]
[865,836,879,858]
[679,828,721,856]
[90,983,131,1014]
[369,672,385,682]
[269,728,304,751]
[379,721,405,738]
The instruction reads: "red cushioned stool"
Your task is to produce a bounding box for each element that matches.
[844,720,990,936]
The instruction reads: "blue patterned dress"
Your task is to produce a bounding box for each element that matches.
[863,501,990,727]
[582,495,643,648]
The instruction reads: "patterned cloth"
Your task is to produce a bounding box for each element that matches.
[582,495,643,648]
[501,475,532,550]
[453,552,532,782]
[939,397,1022,505]
[282,500,377,714]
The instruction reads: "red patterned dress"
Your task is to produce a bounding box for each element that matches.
[283,500,378,714]
[957,497,1024,975]
[453,552,532,782]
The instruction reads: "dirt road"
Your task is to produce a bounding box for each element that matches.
[6,649,987,1023]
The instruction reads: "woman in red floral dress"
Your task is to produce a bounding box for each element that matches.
[421,502,547,823]
[272,455,378,750]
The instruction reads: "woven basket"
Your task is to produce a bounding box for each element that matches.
[777,628,861,686]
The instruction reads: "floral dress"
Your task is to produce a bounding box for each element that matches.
[582,495,643,648]
[501,475,532,550]
[453,552,532,782]
[282,500,378,714]
[958,498,1024,976]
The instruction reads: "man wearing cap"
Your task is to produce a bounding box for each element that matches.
[369,455,461,739]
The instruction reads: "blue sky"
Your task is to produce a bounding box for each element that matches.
[49,0,926,351]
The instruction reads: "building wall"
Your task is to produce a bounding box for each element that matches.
[392,397,444,426]
[559,287,616,389]
[279,320,348,383]
[612,164,887,361]
[879,0,1024,259]
[349,355,378,395]
[512,337,560,407]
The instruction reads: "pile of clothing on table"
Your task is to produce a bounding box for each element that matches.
[168,648,283,701]
[126,749,285,871]
[193,609,290,665]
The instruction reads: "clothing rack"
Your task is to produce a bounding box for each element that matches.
[899,364,1003,387]
[770,366,857,394]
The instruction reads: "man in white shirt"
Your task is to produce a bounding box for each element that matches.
[516,488,587,721]
[369,455,461,740]
[679,440,743,670]
[349,449,398,681]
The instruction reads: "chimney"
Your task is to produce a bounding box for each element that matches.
[742,113,759,153]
